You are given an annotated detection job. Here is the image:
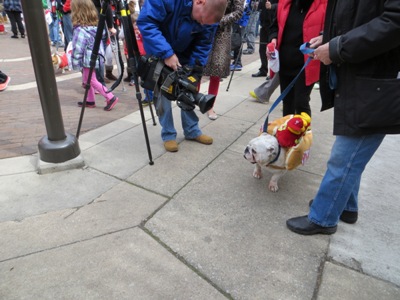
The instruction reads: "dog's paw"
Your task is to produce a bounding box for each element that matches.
[268,180,279,192]
[253,166,262,179]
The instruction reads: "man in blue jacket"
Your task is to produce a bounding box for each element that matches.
[137,0,227,152]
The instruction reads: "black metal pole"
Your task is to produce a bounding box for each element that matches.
[21,0,80,163]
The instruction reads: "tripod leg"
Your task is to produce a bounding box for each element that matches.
[144,89,157,126]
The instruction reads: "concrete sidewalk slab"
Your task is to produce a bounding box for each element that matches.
[0,182,167,261]
[0,229,226,300]
[145,148,329,299]
[319,262,400,300]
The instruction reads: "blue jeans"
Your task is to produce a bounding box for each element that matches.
[49,15,62,44]
[246,11,259,51]
[158,94,202,141]
[309,134,385,227]
[62,13,73,48]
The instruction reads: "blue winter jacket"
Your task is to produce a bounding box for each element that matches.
[137,0,218,67]
[4,0,23,12]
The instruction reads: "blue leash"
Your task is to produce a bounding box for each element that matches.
[262,42,315,132]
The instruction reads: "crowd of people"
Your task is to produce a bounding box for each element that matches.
[2,0,400,237]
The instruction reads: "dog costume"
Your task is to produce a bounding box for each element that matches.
[267,112,312,170]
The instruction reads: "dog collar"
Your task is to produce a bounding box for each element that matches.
[267,145,281,166]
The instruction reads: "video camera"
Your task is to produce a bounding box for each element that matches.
[138,56,216,114]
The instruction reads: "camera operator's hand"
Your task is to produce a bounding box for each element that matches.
[164,54,181,71]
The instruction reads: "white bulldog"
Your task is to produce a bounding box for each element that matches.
[243,133,287,192]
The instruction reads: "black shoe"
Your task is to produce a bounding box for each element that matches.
[242,49,254,55]
[286,216,337,235]
[21,34,25,38]
[77,101,96,108]
[309,199,358,224]
[265,75,270,80]
[11,35,18,39]
[252,71,267,77]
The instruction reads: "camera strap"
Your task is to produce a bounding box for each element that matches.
[153,60,165,84]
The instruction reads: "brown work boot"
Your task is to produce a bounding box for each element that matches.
[164,140,178,152]
[188,134,213,145]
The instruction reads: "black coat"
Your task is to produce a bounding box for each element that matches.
[320,0,400,135]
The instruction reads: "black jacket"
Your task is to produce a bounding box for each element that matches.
[320,0,400,135]
[258,0,277,29]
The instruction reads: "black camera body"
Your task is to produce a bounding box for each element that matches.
[138,56,215,114]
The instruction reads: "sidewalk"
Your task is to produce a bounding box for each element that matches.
[1,26,400,299]
[1,59,399,299]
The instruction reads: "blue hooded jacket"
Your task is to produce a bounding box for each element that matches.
[137,0,217,66]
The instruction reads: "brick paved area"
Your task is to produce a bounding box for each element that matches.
[0,23,261,159]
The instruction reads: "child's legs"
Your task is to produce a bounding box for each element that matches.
[82,68,96,102]
[87,68,114,101]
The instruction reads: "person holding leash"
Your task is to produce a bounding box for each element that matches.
[287,0,400,235]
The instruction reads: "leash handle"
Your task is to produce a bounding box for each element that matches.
[262,42,314,132]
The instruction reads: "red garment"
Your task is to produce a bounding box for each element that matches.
[136,31,146,56]
[63,0,71,13]
[59,53,69,69]
[124,31,146,56]
[276,0,327,85]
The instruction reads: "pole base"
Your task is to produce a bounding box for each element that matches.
[37,154,85,175]
[38,133,81,164]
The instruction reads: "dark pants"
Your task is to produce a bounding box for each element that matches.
[6,10,25,36]
[258,26,269,75]
[279,70,313,117]
[232,26,245,66]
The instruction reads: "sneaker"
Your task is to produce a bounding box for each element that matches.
[164,140,179,152]
[142,98,153,106]
[0,76,11,91]
[104,96,119,111]
[21,34,25,38]
[242,49,254,55]
[129,79,135,86]
[77,101,96,108]
[249,90,267,103]
[11,35,18,39]
[230,64,242,71]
